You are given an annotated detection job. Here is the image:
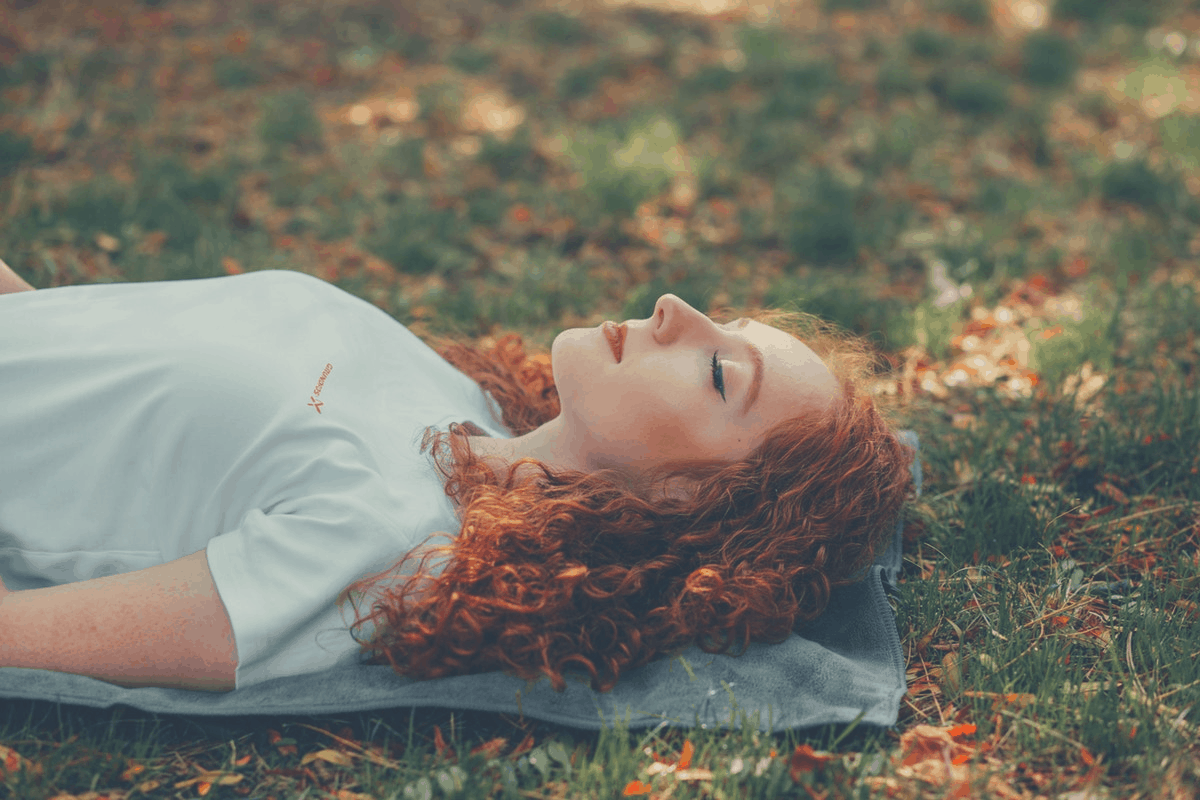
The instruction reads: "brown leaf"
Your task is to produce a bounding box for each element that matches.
[432,725,456,762]
[789,744,837,781]
[677,739,694,770]
[121,762,147,782]
[962,690,1036,708]
[470,737,508,760]
[510,732,536,759]
[0,745,42,779]
[898,725,973,768]
[941,651,963,694]
[1095,482,1130,505]
[300,749,354,767]
[137,231,170,256]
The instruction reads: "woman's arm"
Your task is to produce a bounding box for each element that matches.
[0,550,238,692]
[0,256,36,294]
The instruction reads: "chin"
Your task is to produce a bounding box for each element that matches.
[549,327,594,363]
[548,327,597,405]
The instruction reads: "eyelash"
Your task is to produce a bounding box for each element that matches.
[711,351,726,402]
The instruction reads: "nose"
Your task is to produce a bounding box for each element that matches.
[651,293,707,343]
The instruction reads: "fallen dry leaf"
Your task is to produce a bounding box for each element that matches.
[675,768,715,781]
[678,739,694,770]
[470,737,508,760]
[899,724,973,769]
[300,748,355,767]
[789,744,837,781]
[1095,481,1130,505]
[623,778,652,795]
[0,745,43,779]
[432,725,455,762]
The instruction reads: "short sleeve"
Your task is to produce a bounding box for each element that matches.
[205,493,399,689]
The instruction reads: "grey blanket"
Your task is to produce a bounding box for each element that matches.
[0,432,920,732]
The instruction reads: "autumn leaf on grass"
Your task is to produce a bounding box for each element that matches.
[1073,745,1107,791]
[898,724,973,769]
[335,791,378,800]
[637,739,713,789]
[470,737,508,759]
[175,771,244,790]
[433,725,456,762]
[962,691,1036,710]
[0,745,43,779]
[121,762,147,782]
[678,739,694,769]
[895,725,1022,799]
[134,230,170,256]
[623,778,653,795]
[1095,481,1130,505]
[789,744,837,781]
[301,748,355,767]
[268,729,298,756]
[645,738,696,773]
[509,732,536,759]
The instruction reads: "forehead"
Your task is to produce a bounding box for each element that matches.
[744,320,838,413]
[744,319,821,365]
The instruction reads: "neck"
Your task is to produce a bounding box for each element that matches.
[464,416,588,484]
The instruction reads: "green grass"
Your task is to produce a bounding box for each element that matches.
[2,0,1200,795]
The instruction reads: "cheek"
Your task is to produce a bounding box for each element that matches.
[631,404,706,455]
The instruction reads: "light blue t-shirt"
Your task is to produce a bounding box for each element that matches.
[0,270,510,689]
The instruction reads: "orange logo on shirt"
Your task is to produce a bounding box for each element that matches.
[308,363,333,413]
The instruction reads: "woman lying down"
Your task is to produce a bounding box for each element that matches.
[0,258,913,693]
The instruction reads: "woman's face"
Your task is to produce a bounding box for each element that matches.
[549,294,840,477]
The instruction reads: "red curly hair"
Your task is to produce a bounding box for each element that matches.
[338,308,915,692]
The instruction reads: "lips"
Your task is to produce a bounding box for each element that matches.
[602,321,626,363]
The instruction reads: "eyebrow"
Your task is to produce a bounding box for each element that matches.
[727,318,763,417]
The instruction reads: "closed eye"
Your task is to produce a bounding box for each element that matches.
[711,351,726,401]
[709,318,748,402]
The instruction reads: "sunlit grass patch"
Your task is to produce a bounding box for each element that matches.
[564,115,688,224]
[775,165,863,267]
[259,87,324,152]
[0,131,33,178]
[529,10,592,47]
[1020,29,1079,89]
[448,44,495,75]
[934,0,991,26]
[213,56,263,89]
[936,66,1011,117]
[1055,0,1174,27]
[1099,156,1196,220]
[364,195,472,276]
[906,27,957,61]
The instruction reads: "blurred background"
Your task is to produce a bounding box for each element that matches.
[1,0,1198,403]
[3,2,1200,795]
